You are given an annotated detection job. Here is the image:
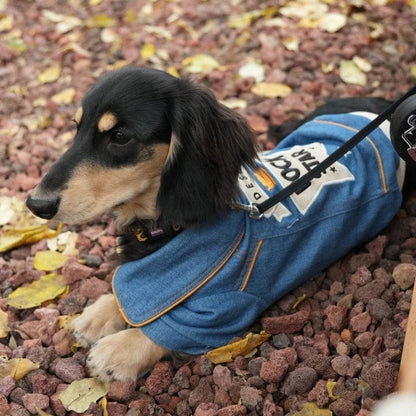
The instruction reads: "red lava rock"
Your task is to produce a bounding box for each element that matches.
[173,366,191,389]
[0,394,10,415]
[22,393,49,414]
[350,311,371,333]
[145,361,174,396]
[54,357,85,383]
[353,280,385,303]
[213,365,232,391]
[349,266,372,286]
[79,276,111,299]
[281,366,318,395]
[362,361,399,396]
[325,305,348,332]
[329,398,356,416]
[239,386,262,410]
[246,114,268,133]
[367,298,392,321]
[261,301,311,334]
[108,380,136,402]
[194,402,220,416]
[392,263,416,290]
[30,372,60,396]
[216,405,247,416]
[0,375,16,396]
[308,379,330,407]
[58,291,88,315]
[270,347,298,369]
[53,328,75,356]
[188,378,214,409]
[107,401,128,416]
[62,257,93,284]
[354,332,373,350]
[260,356,289,383]
[331,356,362,377]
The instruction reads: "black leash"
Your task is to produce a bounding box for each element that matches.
[240,85,416,219]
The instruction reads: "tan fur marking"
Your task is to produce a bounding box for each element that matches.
[98,112,118,132]
[167,133,180,161]
[53,144,169,225]
[74,107,83,125]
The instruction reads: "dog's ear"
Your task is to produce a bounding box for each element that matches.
[158,80,257,227]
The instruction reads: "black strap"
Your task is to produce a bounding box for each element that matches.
[256,86,416,214]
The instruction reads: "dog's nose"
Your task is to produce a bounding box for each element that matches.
[26,195,60,219]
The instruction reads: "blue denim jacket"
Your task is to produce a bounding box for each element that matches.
[113,113,403,354]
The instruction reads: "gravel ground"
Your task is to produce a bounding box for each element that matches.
[1,1,416,415]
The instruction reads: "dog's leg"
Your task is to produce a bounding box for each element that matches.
[86,328,169,381]
[72,293,127,346]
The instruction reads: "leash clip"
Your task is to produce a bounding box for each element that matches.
[231,201,264,220]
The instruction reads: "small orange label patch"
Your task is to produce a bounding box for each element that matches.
[254,167,276,191]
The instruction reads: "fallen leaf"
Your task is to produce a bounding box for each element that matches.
[85,15,116,28]
[52,88,76,105]
[0,357,40,380]
[411,63,416,78]
[47,230,79,256]
[182,54,221,74]
[282,36,300,51]
[0,196,25,226]
[0,15,13,32]
[292,293,306,309]
[319,12,347,33]
[58,314,79,329]
[238,62,265,82]
[36,408,53,416]
[5,36,27,55]
[0,223,62,253]
[100,396,108,416]
[326,380,339,400]
[34,250,69,271]
[166,66,180,78]
[59,378,109,412]
[352,56,372,73]
[38,66,61,84]
[0,309,9,338]
[292,402,332,416]
[6,273,67,309]
[251,82,292,98]
[141,43,155,60]
[339,59,367,86]
[221,98,247,110]
[280,0,328,20]
[206,331,270,364]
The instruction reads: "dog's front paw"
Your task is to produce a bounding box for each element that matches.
[86,328,168,381]
[72,293,127,347]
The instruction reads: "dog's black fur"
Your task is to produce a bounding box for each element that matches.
[27,67,399,263]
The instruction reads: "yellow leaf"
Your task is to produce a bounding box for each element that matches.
[292,402,333,416]
[292,293,306,309]
[52,88,76,105]
[6,273,67,309]
[36,408,53,416]
[339,59,367,86]
[352,56,372,73]
[282,36,300,51]
[34,250,68,271]
[59,314,79,329]
[6,37,27,55]
[411,63,416,78]
[251,82,292,98]
[59,378,109,412]
[0,357,40,381]
[89,0,102,5]
[206,331,270,364]
[326,381,339,400]
[141,43,155,60]
[319,12,347,33]
[182,54,221,74]
[0,223,62,253]
[0,309,9,338]
[38,66,61,84]
[0,15,13,32]
[166,66,180,78]
[0,196,25,226]
[85,15,115,28]
[100,396,108,416]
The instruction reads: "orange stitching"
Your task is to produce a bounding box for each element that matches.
[240,240,264,292]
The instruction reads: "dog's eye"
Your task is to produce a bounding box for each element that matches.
[110,130,131,146]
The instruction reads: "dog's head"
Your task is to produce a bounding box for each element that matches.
[27,67,256,228]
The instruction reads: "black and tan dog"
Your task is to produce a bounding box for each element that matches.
[27,67,405,381]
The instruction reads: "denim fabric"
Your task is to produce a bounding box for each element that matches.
[112,113,403,354]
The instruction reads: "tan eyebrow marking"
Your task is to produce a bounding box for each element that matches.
[98,112,118,132]
[74,107,83,125]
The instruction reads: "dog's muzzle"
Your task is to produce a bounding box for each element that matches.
[26,194,60,220]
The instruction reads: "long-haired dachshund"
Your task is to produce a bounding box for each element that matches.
[27,67,405,381]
